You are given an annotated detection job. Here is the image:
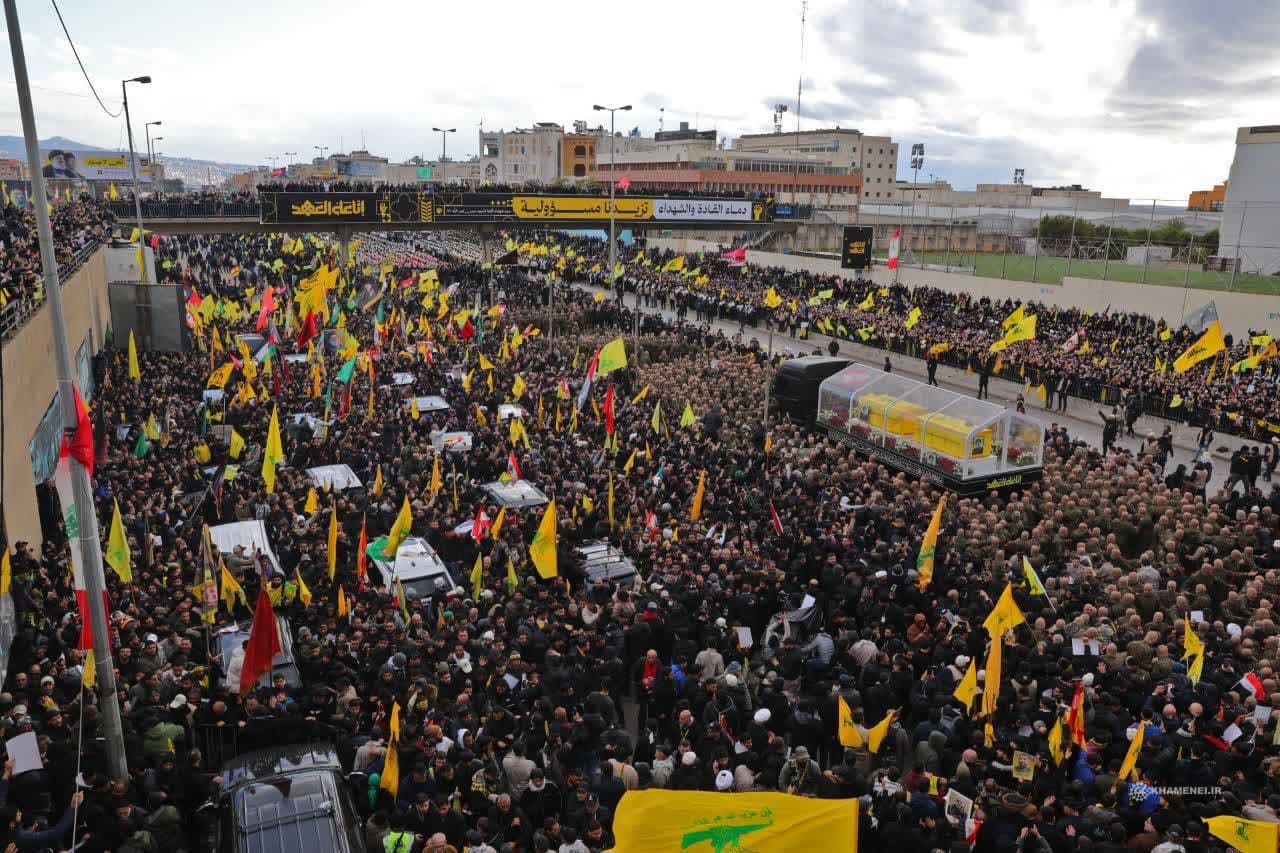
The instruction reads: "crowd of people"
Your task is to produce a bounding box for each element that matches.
[1,220,1280,853]
[0,194,113,328]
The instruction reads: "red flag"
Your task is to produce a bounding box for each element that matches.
[1066,682,1087,747]
[769,501,784,535]
[239,587,283,695]
[460,318,475,341]
[506,451,523,480]
[149,234,159,249]
[645,510,658,540]
[471,506,491,543]
[720,247,746,262]
[255,286,275,331]
[67,386,94,477]
[615,176,631,191]
[1237,673,1266,701]
[340,382,352,418]
[296,310,318,349]
[356,513,369,587]
[603,383,616,436]
[888,228,902,270]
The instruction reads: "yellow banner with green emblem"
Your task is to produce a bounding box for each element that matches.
[611,790,859,852]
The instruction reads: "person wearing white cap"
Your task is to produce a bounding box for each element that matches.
[715,769,734,791]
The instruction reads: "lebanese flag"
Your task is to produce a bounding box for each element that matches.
[296,309,318,349]
[615,176,631,191]
[255,285,276,331]
[471,506,491,543]
[645,510,659,540]
[888,229,902,270]
[768,501,784,535]
[506,451,523,480]
[603,383,616,436]
[239,587,283,695]
[1237,673,1266,701]
[53,451,108,650]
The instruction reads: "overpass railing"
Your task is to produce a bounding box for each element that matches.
[0,241,102,342]
[103,200,260,219]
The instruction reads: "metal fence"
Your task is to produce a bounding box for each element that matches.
[854,197,1280,294]
[103,200,260,219]
[0,240,102,342]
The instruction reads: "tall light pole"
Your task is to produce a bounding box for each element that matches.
[899,142,924,282]
[268,155,279,171]
[122,74,151,282]
[431,127,456,161]
[593,103,631,304]
[314,145,328,162]
[144,121,161,180]
[5,0,128,780]
[284,151,297,165]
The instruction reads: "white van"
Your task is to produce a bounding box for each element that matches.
[369,537,459,603]
[209,520,285,578]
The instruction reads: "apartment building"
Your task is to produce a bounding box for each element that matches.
[734,128,898,198]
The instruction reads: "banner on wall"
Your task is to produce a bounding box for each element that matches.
[38,149,152,183]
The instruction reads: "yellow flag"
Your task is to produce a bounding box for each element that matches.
[220,561,246,613]
[1204,816,1279,853]
[680,402,696,428]
[337,585,349,620]
[478,353,495,371]
[1183,620,1205,685]
[471,552,484,599]
[953,660,979,713]
[1118,721,1145,781]
[512,374,527,399]
[411,396,420,420]
[428,456,442,497]
[905,306,922,329]
[608,473,616,529]
[327,507,339,580]
[380,704,402,801]
[261,405,283,494]
[1002,304,1025,329]
[1173,320,1225,373]
[383,496,413,558]
[304,488,319,514]
[611,790,857,853]
[838,695,864,748]
[867,709,896,753]
[462,368,474,393]
[294,568,312,607]
[530,500,558,579]
[631,384,651,404]
[81,648,96,689]
[228,429,245,460]
[623,448,638,474]
[127,330,141,380]
[105,498,133,582]
[1048,718,1066,766]
[983,582,1026,638]
[0,548,10,595]
[915,496,944,591]
[491,506,506,540]
[689,470,706,520]
[597,336,628,376]
[207,362,234,389]
[1022,556,1046,596]
[193,442,211,464]
[990,314,1037,353]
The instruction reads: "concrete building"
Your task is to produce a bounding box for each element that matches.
[330,149,389,181]
[877,180,1129,211]
[562,132,597,179]
[587,143,861,208]
[478,123,564,183]
[384,157,482,185]
[734,128,898,196]
[1188,182,1228,212]
[1221,125,1280,274]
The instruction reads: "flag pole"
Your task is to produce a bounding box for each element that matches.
[4,0,127,780]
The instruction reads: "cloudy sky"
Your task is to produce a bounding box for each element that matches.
[2,0,1277,199]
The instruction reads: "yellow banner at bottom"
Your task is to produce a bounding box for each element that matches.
[612,790,859,852]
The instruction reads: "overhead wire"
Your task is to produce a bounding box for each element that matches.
[50,0,122,117]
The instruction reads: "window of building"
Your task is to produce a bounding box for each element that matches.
[512,164,519,174]
[574,145,586,157]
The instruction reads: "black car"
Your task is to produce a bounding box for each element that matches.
[208,742,366,853]
[772,355,851,425]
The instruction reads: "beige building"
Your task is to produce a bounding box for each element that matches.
[734,128,898,197]
[878,180,1130,211]
[478,123,564,183]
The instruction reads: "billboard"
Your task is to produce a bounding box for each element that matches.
[841,225,873,270]
[38,148,151,183]
[260,192,775,226]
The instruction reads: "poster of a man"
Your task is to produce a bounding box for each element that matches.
[41,149,82,179]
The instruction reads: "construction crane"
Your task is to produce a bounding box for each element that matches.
[772,104,789,135]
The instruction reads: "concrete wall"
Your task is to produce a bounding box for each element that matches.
[2,248,110,546]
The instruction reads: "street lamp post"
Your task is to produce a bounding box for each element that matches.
[284,151,297,166]
[314,145,328,161]
[4,0,129,780]
[898,143,924,283]
[431,127,456,161]
[592,103,631,307]
[144,120,161,179]
[122,75,151,282]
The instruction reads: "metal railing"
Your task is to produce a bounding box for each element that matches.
[0,240,101,342]
[103,200,260,219]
